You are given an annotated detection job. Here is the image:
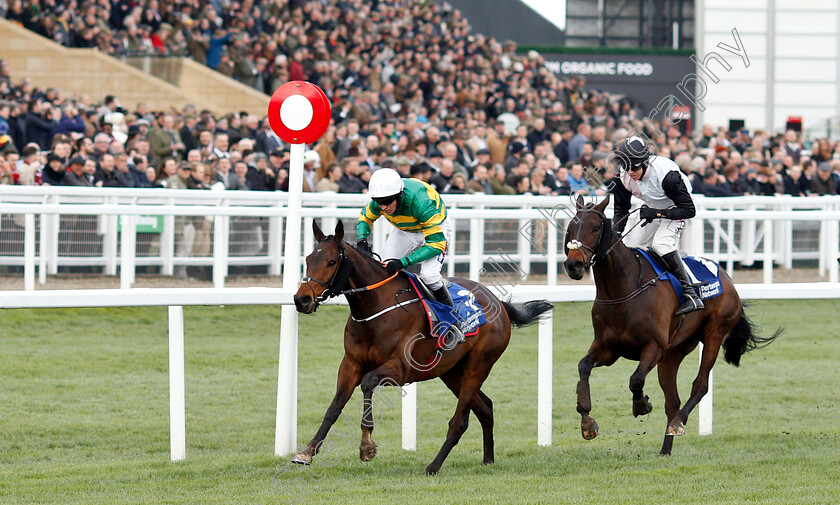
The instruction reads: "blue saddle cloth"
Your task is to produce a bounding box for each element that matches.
[404,272,487,338]
[635,249,724,303]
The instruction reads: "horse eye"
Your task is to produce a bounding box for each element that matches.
[592,225,601,232]
[328,260,337,266]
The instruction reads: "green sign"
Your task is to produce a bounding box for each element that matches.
[118,215,164,234]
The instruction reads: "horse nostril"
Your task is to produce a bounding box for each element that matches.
[301,295,312,305]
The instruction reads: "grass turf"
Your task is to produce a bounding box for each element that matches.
[0,300,838,504]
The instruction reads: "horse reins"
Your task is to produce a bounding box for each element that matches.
[567,206,671,305]
[300,242,412,315]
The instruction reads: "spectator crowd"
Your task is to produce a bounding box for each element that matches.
[2,0,839,199]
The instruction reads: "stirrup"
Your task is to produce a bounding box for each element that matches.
[674,296,704,316]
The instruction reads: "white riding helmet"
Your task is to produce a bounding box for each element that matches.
[368,168,404,199]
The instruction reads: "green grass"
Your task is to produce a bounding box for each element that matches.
[1,300,838,504]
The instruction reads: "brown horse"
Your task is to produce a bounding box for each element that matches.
[564,195,780,455]
[292,220,552,474]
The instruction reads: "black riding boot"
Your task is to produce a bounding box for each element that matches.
[662,251,704,316]
[431,282,465,347]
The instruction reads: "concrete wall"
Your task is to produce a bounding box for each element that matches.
[1,18,270,116]
[696,0,840,132]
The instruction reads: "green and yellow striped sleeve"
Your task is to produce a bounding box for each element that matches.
[357,201,382,240]
[404,196,447,265]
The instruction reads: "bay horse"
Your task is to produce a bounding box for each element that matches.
[564,195,780,455]
[292,220,552,474]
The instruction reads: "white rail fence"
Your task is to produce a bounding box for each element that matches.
[1,187,840,288]
[2,283,838,461]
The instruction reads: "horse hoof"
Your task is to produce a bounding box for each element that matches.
[633,395,653,417]
[291,452,312,466]
[581,418,600,440]
[424,465,439,476]
[359,443,377,462]
[666,422,685,436]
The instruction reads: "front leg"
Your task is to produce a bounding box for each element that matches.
[577,354,599,440]
[359,361,404,462]
[292,358,362,465]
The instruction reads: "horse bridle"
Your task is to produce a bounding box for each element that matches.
[300,241,355,305]
[565,207,612,269]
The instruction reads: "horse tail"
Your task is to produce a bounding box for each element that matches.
[502,300,553,329]
[722,302,782,366]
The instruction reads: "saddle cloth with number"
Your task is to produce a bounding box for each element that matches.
[404,272,486,339]
[636,249,724,303]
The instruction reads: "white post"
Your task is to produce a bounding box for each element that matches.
[120,215,137,290]
[212,214,229,288]
[47,211,59,274]
[447,204,456,278]
[168,305,186,461]
[268,212,283,277]
[763,219,773,284]
[698,343,713,435]
[402,382,417,451]
[303,217,314,271]
[276,142,305,457]
[538,310,553,446]
[828,218,839,283]
[690,218,704,257]
[161,198,175,276]
[104,200,119,276]
[39,212,48,285]
[726,218,735,277]
[517,205,531,277]
[469,217,482,281]
[547,218,558,286]
[24,213,35,291]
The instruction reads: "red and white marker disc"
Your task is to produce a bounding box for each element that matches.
[267,81,331,145]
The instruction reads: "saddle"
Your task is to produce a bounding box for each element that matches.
[404,272,486,341]
[635,249,724,303]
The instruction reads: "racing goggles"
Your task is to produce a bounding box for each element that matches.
[373,195,398,207]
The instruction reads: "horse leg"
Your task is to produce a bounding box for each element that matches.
[425,363,488,475]
[358,360,403,462]
[292,358,362,465]
[630,343,663,417]
[439,368,495,465]
[667,328,726,436]
[656,346,691,455]
[576,344,616,440]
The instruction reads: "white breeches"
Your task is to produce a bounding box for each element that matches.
[622,217,685,256]
[380,217,454,289]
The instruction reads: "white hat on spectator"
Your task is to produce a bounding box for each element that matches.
[303,150,321,168]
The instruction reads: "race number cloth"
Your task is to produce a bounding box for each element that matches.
[636,249,723,303]
[405,272,486,338]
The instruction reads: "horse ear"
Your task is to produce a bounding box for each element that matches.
[575,194,586,209]
[334,219,344,242]
[595,193,611,212]
[313,220,326,242]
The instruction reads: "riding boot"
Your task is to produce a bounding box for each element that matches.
[662,251,705,316]
[431,283,465,347]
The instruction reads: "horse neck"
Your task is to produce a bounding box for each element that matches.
[342,243,399,314]
[592,230,641,300]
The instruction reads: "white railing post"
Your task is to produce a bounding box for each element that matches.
[538,310,553,446]
[268,211,283,277]
[24,213,35,292]
[161,198,175,276]
[828,218,839,283]
[402,382,417,451]
[763,219,773,284]
[212,213,229,288]
[518,205,531,277]
[322,201,337,237]
[690,217,704,257]
[48,197,59,275]
[547,218,558,286]
[698,343,713,435]
[104,198,119,276]
[469,216,482,281]
[39,211,48,285]
[741,205,756,267]
[168,305,186,461]
[120,215,137,289]
[447,203,457,278]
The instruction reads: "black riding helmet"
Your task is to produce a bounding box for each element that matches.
[615,136,652,177]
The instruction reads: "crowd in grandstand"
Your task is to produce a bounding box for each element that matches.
[2,0,840,198]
